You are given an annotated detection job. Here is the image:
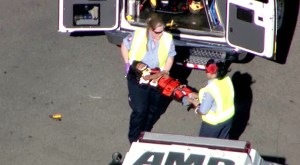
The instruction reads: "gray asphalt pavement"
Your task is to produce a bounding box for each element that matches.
[0,0,299,165]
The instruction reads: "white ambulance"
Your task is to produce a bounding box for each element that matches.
[110,132,280,165]
[58,0,284,69]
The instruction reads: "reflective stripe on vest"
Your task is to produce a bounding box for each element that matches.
[128,29,172,70]
[198,76,235,125]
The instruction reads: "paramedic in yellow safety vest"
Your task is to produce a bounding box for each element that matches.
[120,16,177,143]
[187,59,235,139]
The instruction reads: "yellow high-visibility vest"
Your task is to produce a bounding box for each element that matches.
[128,29,172,70]
[198,76,235,125]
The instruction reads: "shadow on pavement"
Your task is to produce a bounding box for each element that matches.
[170,63,193,85]
[70,31,105,37]
[230,71,255,140]
[171,46,194,85]
[262,155,286,165]
[275,0,299,64]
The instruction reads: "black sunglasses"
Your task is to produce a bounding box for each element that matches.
[153,30,163,34]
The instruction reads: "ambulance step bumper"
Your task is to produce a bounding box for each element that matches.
[182,48,226,70]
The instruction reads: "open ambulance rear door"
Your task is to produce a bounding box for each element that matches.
[226,0,276,59]
[58,0,119,33]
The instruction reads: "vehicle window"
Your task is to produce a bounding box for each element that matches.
[236,7,253,23]
[255,0,268,3]
[73,4,100,26]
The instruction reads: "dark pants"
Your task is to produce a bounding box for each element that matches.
[199,118,232,139]
[127,74,171,143]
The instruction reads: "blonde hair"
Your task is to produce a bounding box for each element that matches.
[146,16,165,31]
[145,16,165,51]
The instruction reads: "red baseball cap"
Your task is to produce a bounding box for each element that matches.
[206,64,218,74]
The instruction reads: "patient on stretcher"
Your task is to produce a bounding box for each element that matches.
[130,60,194,107]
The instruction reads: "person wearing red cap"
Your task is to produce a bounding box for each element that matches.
[187,59,235,139]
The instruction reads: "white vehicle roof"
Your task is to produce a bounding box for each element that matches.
[122,132,265,165]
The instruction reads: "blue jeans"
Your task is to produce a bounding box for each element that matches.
[127,75,171,143]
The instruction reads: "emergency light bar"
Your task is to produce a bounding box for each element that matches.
[139,132,251,153]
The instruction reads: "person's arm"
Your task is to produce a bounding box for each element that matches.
[162,39,176,73]
[120,43,130,75]
[121,32,134,74]
[143,71,166,80]
[195,92,213,115]
[162,56,174,73]
[120,43,129,64]
[186,94,200,107]
[188,92,199,100]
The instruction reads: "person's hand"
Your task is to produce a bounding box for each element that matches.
[185,97,200,112]
[125,63,130,75]
[186,97,199,107]
[181,96,191,106]
[191,99,200,107]
[188,92,198,99]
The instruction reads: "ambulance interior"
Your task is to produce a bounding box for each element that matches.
[126,0,226,36]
